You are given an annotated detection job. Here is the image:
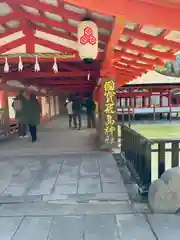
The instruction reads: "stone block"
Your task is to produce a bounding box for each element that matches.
[148,167,180,213]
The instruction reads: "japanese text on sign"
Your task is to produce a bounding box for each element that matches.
[103,79,116,144]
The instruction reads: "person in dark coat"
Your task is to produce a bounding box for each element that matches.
[85,95,96,128]
[12,90,29,139]
[72,93,82,130]
[28,93,41,142]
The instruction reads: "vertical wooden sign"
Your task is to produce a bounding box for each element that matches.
[102,78,117,148]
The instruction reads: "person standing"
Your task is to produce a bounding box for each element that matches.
[72,94,82,130]
[12,90,29,139]
[66,97,73,128]
[86,95,96,128]
[28,93,41,142]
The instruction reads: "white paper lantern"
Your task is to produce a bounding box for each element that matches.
[77,20,98,61]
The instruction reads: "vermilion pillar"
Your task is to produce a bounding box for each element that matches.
[0,90,10,135]
[54,95,57,115]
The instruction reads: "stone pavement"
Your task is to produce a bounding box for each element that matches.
[0,153,180,240]
[0,117,99,156]
[0,118,179,239]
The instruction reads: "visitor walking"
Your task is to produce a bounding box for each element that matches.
[72,93,82,130]
[12,90,29,139]
[28,93,41,142]
[85,95,96,128]
[66,97,73,128]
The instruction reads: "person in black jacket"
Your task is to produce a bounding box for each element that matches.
[86,95,96,128]
[72,94,82,130]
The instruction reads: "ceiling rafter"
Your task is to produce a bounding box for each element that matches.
[116,71,138,78]
[114,50,163,66]
[34,25,76,41]
[11,0,112,30]
[116,41,175,60]
[16,9,76,33]
[0,12,18,25]
[0,26,22,39]
[114,63,146,74]
[117,58,154,70]
[123,28,180,51]
[0,36,26,54]
[34,36,77,53]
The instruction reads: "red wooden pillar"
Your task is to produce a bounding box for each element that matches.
[53,95,57,115]
[160,92,163,107]
[168,89,172,106]
[134,96,136,107]
[129,96,132,107]
[0,91,10,135]
[47,95,51,119]
[142,95,146,107]
[148,95,151,107]
[125,97,128,107]
[0,91,5,108]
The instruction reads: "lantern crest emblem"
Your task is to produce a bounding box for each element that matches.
[80,27,97,45]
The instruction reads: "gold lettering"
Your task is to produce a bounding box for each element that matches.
[106,115,115,125]
[105,135,110,144]
[104,125,116,136]
[104,91,115,104]
[104,80,115,91]
[105,103,115,114]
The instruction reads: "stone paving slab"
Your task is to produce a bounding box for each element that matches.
[0,153,129,203]
[0,202,133,216]
[147,214,180,240]
[1,213,179,240]
[43,192,129,203]
[0,118,99,156]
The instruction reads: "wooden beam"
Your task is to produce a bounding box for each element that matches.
[0,53,104,63]
[114,50,163,66]
[34,25,76,42]
[25,80,93,85]
[11,0,113,30]
[123,28,180,51]
[116,59,154,70]
[102,16,124,72]
[0,27,22,39]
[19,11,76,33]
[0,12,18,25]
[34,36,77,54]
[115,70,140,78]
[114,64,146,74]
[3,70,99,79]
[0,37,26,54]
[117,41,175,60]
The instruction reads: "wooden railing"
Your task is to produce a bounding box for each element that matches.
[121,125,180,193]
[117,105,180,125]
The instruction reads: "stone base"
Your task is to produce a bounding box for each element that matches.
[148,167,180,213]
